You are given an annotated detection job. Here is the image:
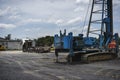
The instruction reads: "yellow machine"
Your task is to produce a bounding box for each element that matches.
[0,45,6,51]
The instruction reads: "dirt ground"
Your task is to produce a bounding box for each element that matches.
[0,51,120,80]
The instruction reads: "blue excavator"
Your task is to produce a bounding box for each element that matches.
[54,0,119,63]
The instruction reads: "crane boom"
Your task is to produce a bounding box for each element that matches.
[107,0,113,35]
[87,0,113,36]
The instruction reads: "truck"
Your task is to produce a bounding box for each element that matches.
[22,40,50,53]
[0,45,6,51]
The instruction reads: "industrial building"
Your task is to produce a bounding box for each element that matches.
[0,34,23,50]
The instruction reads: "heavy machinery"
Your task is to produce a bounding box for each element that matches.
[22,40,34,52]
[34,46,50,53]
[54,0,119,63]
[22,40,50,53]
[0,45,6,51]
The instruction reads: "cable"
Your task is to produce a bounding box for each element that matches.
[81,0,92,34]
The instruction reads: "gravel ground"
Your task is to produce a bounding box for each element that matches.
[0,51,120,80]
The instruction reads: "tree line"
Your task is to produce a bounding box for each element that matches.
[35,36,54,46]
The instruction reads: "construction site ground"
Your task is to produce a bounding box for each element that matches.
[0,51,120,80]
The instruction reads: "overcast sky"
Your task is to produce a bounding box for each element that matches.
[0,0,120,39]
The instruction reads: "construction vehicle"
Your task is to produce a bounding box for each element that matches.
[22,40,50,53]
[0,45,6,51]
[54,0,119,63]
[34,46,50,53]
[22,40,34,52]
[50,44,55,52]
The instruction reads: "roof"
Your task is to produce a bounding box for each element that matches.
[0,37,4,40]
[0,39,22,42]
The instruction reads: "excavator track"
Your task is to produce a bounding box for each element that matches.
[67,52,117,63]
[81,52,117,63]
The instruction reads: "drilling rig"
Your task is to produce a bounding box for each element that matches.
[54,0,119,63]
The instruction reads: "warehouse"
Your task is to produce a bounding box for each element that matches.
[0,35,23,50]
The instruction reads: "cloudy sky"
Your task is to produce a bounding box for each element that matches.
[0,0,120,39]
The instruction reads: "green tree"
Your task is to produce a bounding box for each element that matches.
[35,36,54,46]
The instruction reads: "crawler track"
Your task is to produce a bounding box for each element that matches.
[67,52,117,63]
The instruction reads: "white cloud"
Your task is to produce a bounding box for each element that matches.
[25,18,42,23]
[0,7,11,16]
[47,18,57,24]
[18,18,42,25]
[0,6,22,23]
[18,17,65,26]
[55,19,64,24]
[74,7,84,12]
[0,23,16,29]
[24,27,41,32]
[24,29,31,32]
[75,0,89,4]
[113,0,120,4]
[8,15,21,20]
[0,0,120,39]
[67,17,81,24]
[68,26,80,32]
[0,6,19,16]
